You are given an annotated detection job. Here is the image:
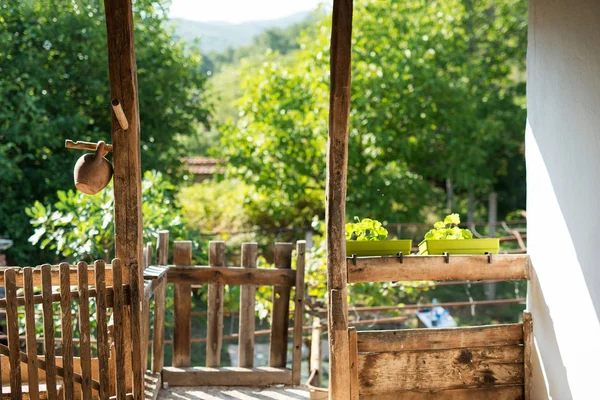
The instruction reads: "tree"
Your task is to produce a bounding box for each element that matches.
[219,0,527,228]
[0,0,210,264]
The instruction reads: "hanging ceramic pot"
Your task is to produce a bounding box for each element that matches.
[73,141,113,195]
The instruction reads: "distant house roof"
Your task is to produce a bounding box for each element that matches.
[182,157,225,176]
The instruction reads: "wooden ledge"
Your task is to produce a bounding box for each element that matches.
[167,266,297,286]
[347,254,530,283]
[162,366,293,386]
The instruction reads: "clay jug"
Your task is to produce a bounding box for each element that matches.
[73,141,113,195]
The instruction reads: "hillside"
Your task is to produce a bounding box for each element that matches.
[170,11,312,53]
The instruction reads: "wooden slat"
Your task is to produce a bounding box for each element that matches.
[167,265,296,286]
[130,260,144,400]
[0,266,114,288]
[76,262,93,400]
[59,263,74,400]
[359,385,525,400]
[358,346,524,394]
[40,265,58,400]
[348,328,359,400]
[357,324,524,353]
[348,254,530,283]
[4,269,22,399]
[95,261,110,399]
[310,317,323,388]
[112,259,127,400]
[0,285,130,309]
[523,311,533,400]
[292,240,306,384]
[162,367,293,387]
[238,242,258,368]
[172,241,192,368]
[22,268,40,400]
[142,243,153,372]
[152,231,168,374]
[269,243,293,368]
[156,231,169,266]
[207,241,225,368]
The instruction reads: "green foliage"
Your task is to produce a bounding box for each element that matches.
[219,0,527,229]
[0,0,210,265]
[424,213,473,240]
[26,171,185,262]
[345,217,388,241]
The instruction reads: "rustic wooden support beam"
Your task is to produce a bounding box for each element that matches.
[269,243,293,368]
[326,0,354,398]
[207,241,226,368]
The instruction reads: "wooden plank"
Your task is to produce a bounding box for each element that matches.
[4,269,22,399]
[269,243,293,368]
[162,367,293,387]
[152,277,166,374]
[357,324,524,353]
[129,260,144,400]
[359,385,524,400]
[348,328,359,400]
[0,266,114,288]
[207,241,225,368]
[112,259,127,400]
[348,254,530,283]
[358,346,524,394]
[310,317,323,388]
[142,243,153,371]
[156,231,169,266]
[172,241,192,368]
[238,242,258,368]
[167,266,296,286]
[95,261,110,399]
[326,1,354,398]
[77,262,93,400]
[59,263,74,400]
[292,240,306,384]
[22,268,40,400]
[523,312,533,400]
[40,265,58,400]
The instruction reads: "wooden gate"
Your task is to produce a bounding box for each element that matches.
[0,259,142,399]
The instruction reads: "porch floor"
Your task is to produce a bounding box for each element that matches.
[157,386,311,400]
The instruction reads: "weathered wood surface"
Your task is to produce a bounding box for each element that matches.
[95,261,111,400]
[359,385,524,400]
[310,317,323,388]
[326,0,354,397]
[207,241,226,368]
[348,328,359,400]
[112,259,127,400]
[292,241,306,384]
[357,324,524,353]
[23,268,40,400]
[270,243,293,368]
[173,241,192,368]
[59,263,74,400]
[523,312,533,400]
[4,269,22,399]
[40,265,58,400]
[78,262,93,400]
[152,230,169,374]
[129,261,144,399]
[162,367,293,387]
[238,243,258,368]
[358,346,524,394]
[348,254,530,283]
[167,266,296,286]
[0,266,114,287]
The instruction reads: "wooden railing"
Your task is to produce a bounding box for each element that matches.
[0,260,143,400]
[159,240,306,387]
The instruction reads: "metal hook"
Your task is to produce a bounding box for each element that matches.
[444,252,450,264]
[485,252,493,264]
[397,252,403,264]
[351,253,357,266]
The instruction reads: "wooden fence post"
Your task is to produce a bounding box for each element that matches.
[173,241,193,367]
[292,241,306,384]
[238,242,258,368]
[152,230,169,373]
[207,241,226,367]
[269,243,293,368]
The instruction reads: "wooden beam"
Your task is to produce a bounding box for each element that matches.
[172,241,192,368]
[347,254,530,283]
[326,0,353,399]
[167,265,296,286]
[206,241,226,368]
[523,311,533,400]
[162,367,293,387]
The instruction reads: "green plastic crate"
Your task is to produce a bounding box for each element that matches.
[418,238,499,255]
[346,240,413,257]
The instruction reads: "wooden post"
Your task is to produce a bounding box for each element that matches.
[269,243,293,368]
[326,0,353,398]
[348,328,359,400]
[173,241,192,367]
[152,230,169,374]
[103,0,143,392]
[310,317,323,388]
[238,242,258,368]
[292,241,306,384]
[523,311,533,400]
[207,241,226,367]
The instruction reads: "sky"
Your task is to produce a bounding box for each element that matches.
[168,0,329,23]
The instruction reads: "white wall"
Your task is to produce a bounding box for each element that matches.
[526,0,600,398]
